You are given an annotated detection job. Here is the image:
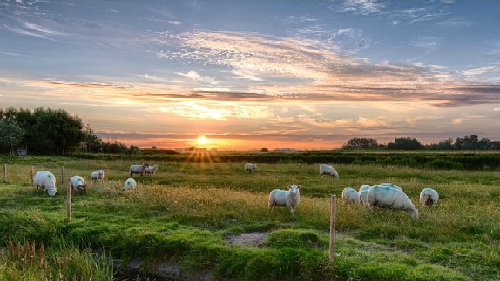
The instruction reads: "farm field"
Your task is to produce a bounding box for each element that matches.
[0,155,499,281]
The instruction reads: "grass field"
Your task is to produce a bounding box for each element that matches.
[0,155,498,280]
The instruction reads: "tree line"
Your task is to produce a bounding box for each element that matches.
[0,107,134,155]
[1,107,499,155]
[341,136,500,150]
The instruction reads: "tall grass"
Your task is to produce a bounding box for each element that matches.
[0,157,498,280]
[0,239,113,281]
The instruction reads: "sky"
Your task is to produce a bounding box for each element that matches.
[0,0,499,150]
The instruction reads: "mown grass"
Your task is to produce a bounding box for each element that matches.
[0,156,498,280]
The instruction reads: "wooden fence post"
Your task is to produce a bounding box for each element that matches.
[66,180,72,222]
[61,166,65,185]
[3,164,7,182]
[30,166,34,184]
[329,195,337,263]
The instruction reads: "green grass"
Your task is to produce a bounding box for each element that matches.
[0,156,498,280]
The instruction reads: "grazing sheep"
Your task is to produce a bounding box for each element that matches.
[33,171,57,196]
[342,187,360,205]
[320,164,339,180]
[91,170,105,181]
[268,185,301,214]
[358,185,372,206]
[144,164,159,175]
[380,182,402,190]
[130,163,149,177]
[122,178,137,190]
[70,176,87,195]
[420,187,439,206]
[245,163,257,173]
[367,185,419,219]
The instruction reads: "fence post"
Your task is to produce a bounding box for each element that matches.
[61,166,65,185]
[30,166,34,184]
[3,164,7,182]
[66,180,72,222]
[329,195,337,263]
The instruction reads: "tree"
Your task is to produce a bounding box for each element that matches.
[386,137,423,150]
[0,118,25,155]
[342,137,379,149]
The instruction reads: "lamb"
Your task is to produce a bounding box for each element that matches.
[245,163,257,173]
[90,170,105,181]
[130,163,149,177]
[70,176,87,195]
[122,177,137,191]
[144,164,159,175]
[367,184,419,219]
[320,164,339,180]
[268,185,301,214]
[341,187,360,205]
[420,187,439,206]
[358,185,372,206]
[33,171,57,196]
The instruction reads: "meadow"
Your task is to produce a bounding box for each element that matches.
[0,154,498,281]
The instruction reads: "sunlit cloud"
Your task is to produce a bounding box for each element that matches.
[176,71,218,84]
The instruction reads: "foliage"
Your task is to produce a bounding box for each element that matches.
[0,107,85,155]
[387,137,424,150]
[0,118,25,155]
[342,137,380,149]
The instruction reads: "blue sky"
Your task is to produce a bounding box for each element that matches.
[1,0,498,149]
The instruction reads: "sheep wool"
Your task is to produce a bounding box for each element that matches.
[342,187,360,205]
[70,176,87,195]
[122,178,137,190]
[145,164,159,175]
[319,164,339,180]
[34,171,57,196]
[367,185,419,219]
[91,170,105,181]
[358,185,372,206]
[245,163,257,172]
[420,187,439,206]
[130,163,149,177]
[268,185,301,214]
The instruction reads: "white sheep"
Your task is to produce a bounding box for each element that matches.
[130,163,149,177]
[320,164,339,180]
[144,164,159,175]
[122,177,137,190]
[358,185,372,206]
[70,176,87,195]
[245,163,257,173]
[268,185,301,214]
[380,182,402,190]
[420,187,439,206]
[91,170,105,181]
[33,171,57,196]
[367,185,419,219]
[341,187,360,205]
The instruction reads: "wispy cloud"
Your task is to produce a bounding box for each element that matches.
[338,0,386,15]
[176,71,218,85]
[437,18,472,28]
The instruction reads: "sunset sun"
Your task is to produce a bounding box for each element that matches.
[197,135,208,146]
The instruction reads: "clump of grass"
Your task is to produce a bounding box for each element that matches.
[0,239,113,281]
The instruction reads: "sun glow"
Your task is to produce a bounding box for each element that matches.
[198,135,208,146]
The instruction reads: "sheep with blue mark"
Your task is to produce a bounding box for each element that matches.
[34,171,57,196]
[367,184,419,219]
[70,176,87,195]
[122,177,137,191]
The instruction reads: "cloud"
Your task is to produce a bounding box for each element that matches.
[137,74,168,82]
[406,116,443,125]
[176,71,218,84]
[338,0,385,15]
[461,66,498,76]
[437,18,472,28]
